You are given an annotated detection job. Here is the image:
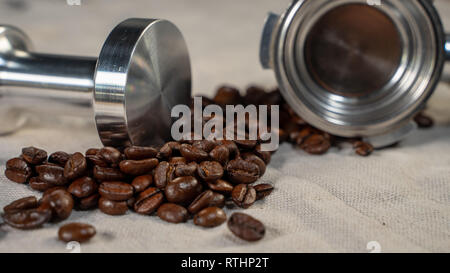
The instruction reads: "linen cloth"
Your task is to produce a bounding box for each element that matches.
[0,0,449,253]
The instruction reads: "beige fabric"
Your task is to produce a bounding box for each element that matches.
[0,0,449,253]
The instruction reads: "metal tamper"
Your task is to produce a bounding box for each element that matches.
[0,18,191,147]
[261,0,449,147]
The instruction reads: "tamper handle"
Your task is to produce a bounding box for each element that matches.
[445,34,450,61]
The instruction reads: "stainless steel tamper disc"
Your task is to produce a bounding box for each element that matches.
[0,18,191,147]
[94,19,192,147]
[261,0,449,147]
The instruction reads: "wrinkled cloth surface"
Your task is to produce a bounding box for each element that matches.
[0,0,449,253]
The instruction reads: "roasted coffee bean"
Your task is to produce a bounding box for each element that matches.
[119,158,158,176]
[126,197,136,208]
[180,144,209,162]
[154,161,175,189]
[226,158,260,184]
[68,177,97,198]
[197,161,224,182]
[217,140,239,158]
[58,222,96,243]
[41,188,74,220]
[29,177,52,192]
[157,203,188,224]
[124,146,158,160]
[85,148,99,156]
[254,184,274,200]
[86,154,108,167]
[98,147,122,166]
[254,144,271,165]
[210,192,225,208]
[244,85,266,105]
[78,194,99,210]
[22,147,47,165]
[64,152,87,180]
[228,212,265,241]
[165,176,202,205]
[175,162,198,177]
[3,208,51,229]
[169,157,187,166]
[36,164,68,186]
[93,166,125,181]
[188,190,215,214]
[234,139,257,150]
[194,207,227,228]
[131,175,153,193]
[353,141,374,157]
[414,112,434,128]
[241,153,266,176]
[48,151,70,167]
[231,184,256,209]
[157,142,181,159]
[3,196,38,213]
[207,179,234,195]
[5,157,32,183]
[301,134,331,155]
[192,140,217,153]
[98,197,128,215]
[134,187,163,215]
[99,182,134,201]
[209,145,230,165]
[213,85,242,106]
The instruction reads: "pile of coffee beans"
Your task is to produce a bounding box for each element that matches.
[1,85,435,244]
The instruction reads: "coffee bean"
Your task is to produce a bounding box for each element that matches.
[197,161,224,182]
[124,146,158,160]
[28,177,51,192]
[98,197,128,215]
[353,141,374,157]
[253,184,274,200]
[78,194,99,210]
[169,157,187,166]
[154,161,175,189]
[194,207,227,228]
[68,177,97,198]
[192,140,217,153]
[210,192,226,208]
[157,203,188,224]
[180,144,209,162]
[157,142,181,159]
[85,148,99,156]
[209,145,230,165]
[5,157,32,183]
[188,190,215,214]
[175,162,198,177]
[131,175,153,193]
[213,86,242,106]
[414,112,434,128]
[206,179,234,194]
[231,184,256,209]
[36,164,68,186]
[58,222,96,243]
[93,166,125,181]
[134,187,163,215]
[301,134,331,155]
[165,176,202,205]
[226,158,260,184]
[22,146,47,165]
[98,147,122,166]
[227,212,265,241]
[41,188,74,220]
[48,151,70,167]
[126,197,136,208]
[86,154,108,167]
[254,144,271,165]
[234,139,257,150]
[119,158,158,176]
[217,140,239,158]
[3,208,51,229]
[3,196,38,214]
[241,153,266,176]
[64,152,87,180]
[99,182,134,201]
